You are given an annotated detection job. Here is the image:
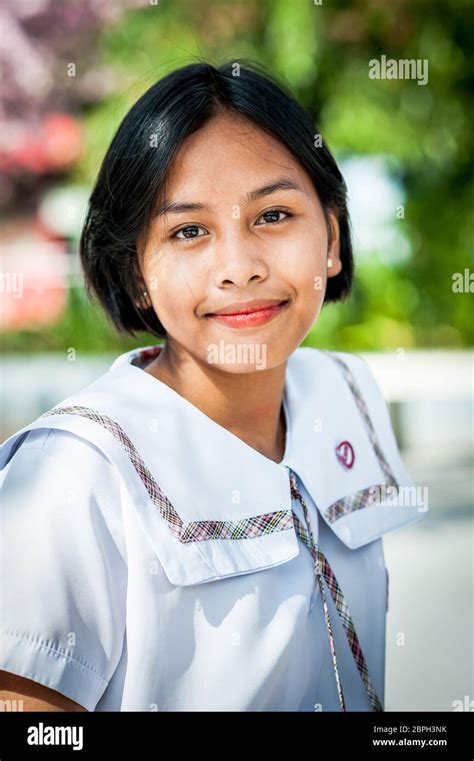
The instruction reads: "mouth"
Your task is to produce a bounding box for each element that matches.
[205,299,290,329]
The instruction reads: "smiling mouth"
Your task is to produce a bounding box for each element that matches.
[205,300,290,328]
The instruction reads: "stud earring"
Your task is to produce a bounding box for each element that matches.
[327,257,333,268]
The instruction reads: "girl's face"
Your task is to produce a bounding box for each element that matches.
[139,112,342,372]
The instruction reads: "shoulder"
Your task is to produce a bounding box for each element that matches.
[292,345,369,371]
[290,346,398,454]
[292,346,384,397]
[327,350,392,421]
[326,351,414,486]
[290,345,367,368]
[2,426,117,486]
[291,347,423,504]
[1,426,125,554]
[321,348,393,427]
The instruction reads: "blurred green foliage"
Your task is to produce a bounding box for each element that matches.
[4,0,473,353]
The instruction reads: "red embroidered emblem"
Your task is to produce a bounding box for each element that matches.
[335,440,355,470]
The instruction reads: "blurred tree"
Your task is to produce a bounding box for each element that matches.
[0,0,146,205]
[1,0,472,353]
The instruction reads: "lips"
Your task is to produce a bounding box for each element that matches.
[206,299,288,316]
[205,299,290,329]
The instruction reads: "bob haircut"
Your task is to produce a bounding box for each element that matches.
[80,59,354,339]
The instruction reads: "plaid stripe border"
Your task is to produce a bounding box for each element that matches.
[38,405,294,545]
[37,349,398,542]
[322,351,400,524]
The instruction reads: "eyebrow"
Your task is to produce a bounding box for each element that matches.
[156,176,304,216]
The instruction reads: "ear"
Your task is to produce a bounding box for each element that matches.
[326,210,342,278]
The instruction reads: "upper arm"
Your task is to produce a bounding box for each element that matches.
[0,670,88,711]
[0,427,127,712]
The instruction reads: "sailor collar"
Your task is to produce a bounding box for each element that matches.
[0,344,428,587]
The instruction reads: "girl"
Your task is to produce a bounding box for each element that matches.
[0,60,428,712]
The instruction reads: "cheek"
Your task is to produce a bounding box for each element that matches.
[144,249,204,319]
[282,242,327,333]
[279,237,326,296]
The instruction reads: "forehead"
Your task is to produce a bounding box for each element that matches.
[161,112,313,199]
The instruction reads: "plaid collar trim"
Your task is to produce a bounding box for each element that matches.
[0,345,428,584]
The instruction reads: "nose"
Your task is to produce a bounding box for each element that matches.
[212,233,269,289]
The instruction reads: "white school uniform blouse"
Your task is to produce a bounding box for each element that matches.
[0,344,429,712]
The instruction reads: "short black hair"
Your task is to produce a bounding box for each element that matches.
[80,59,354,339]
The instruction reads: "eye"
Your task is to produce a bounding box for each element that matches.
[255,208,293,226]
[171,224,208,242]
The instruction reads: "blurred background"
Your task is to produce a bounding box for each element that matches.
[0,0,472,711]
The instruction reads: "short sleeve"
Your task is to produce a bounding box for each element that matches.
[0,427,127,711]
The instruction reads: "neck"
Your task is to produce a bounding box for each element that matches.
[144,341,288,464]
